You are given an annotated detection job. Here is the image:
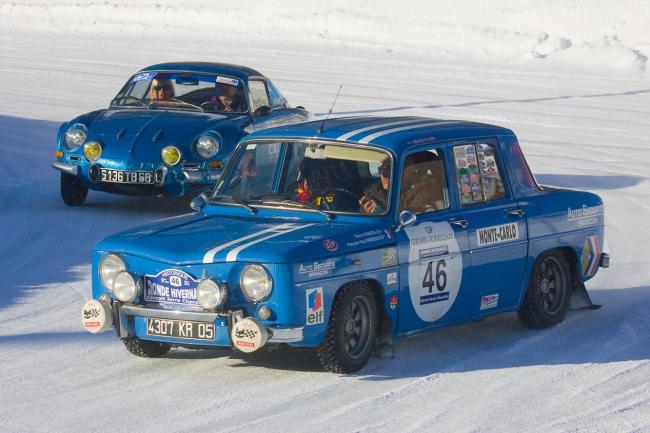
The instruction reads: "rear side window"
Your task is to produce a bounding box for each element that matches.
[248,80,270,111]
[453,142,506,206]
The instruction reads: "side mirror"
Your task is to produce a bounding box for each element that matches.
[190,192,208,211]
[396,210,416,232]
[254,105,272,116]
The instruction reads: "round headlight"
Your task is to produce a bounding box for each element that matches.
[161,145,182,166]
[99,254,126,289]
[83,141,102,162]
[197,279,228,309]
[196,135,221,159]
[112,271,138,302]
[64,124,87,150]
[240,264,272,302]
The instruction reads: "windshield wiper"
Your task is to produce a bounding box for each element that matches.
[148,99,203,111]
[258,197,334,220]
[209,195,257,215]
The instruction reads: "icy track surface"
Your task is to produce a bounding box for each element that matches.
[1,2,649,432]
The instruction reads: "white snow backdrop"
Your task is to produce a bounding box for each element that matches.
[0,1,649,432]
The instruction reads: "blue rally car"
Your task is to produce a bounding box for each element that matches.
[52,62,310,205]
[81,116,609,373]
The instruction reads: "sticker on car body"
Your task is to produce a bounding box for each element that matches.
[581,235,601,277]
[477,222,519,246]
[132,72,156,82]
[480,294,499,310]
[404,222,462,322]
[306,287,324,325]
[144,269,199,306]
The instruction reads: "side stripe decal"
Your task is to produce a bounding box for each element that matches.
[336,118,424,141]
[225,223,316,262]
[357,121,461,143]
[202,223,295,264]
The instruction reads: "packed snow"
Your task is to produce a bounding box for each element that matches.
[0,1,649,432]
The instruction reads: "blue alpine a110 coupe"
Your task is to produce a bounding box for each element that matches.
[81,116,608,373]
[53,62,311,205]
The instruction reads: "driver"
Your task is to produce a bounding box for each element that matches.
[149,78,175,101]
[214,83,245,112]
[359,158,390,214]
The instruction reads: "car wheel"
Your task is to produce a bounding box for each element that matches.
[317,281,378,373]
[122,337,171,358]
[517,251,571,329]
[60,173,88,206]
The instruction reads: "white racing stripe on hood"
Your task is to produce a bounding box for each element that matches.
[202,223,296,264]
[357,121,461,143]
[225,223,316,262]
[336,119,425,141]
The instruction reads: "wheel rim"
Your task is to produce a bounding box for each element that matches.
[341,295,372,359]
[535,256,566,315]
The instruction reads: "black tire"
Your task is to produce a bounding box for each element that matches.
[317,281,378,373]
[60,173,88,206]
[518,251,571,329]
[122,338,171,358]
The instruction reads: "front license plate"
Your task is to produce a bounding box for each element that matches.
[146,318,215,341]
[100,168,152,184]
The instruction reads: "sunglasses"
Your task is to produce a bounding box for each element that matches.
[379,164,391,176]
[153,85,172,91]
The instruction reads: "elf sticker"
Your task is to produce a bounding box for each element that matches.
[306,287,324,325]
[404,222,463,322]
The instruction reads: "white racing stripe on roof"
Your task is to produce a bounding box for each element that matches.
[202,223,296,264]
[357,121,461,144]
[225,223,316,262]
[336,119,426,141]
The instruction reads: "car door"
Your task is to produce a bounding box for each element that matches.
[394,144,473,334]
[449,140,529,316]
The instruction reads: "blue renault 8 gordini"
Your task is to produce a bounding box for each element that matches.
[53,62,310,205]
[81,116,609,373]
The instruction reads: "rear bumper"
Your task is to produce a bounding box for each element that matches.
[600,252,610,268]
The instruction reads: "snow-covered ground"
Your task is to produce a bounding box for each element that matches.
[1,2,649,432]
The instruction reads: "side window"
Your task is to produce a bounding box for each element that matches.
[399,148,449,214]
[266,81,287,108]
[453,142,506,206]
[248,80,270,112]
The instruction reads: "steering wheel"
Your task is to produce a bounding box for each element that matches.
[200,101,219,111]
[313,188,358,211]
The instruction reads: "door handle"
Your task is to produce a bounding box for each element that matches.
[506,208,525,217]
[449,219,468,229]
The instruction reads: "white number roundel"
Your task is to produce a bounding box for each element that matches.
[404,221,463,322]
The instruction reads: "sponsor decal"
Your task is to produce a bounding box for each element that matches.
[230,318,267,353]
[384,228,393,239]
[405,222,463,322]
[346,229,386,247]
[215,76,240,87]
[581,235,602,277]
[480,294,499,310]
[306,288,324,325]
[567,204,604,228]
[477,222,519,246]
[387,272,398,285]
[322,239,339,252]
[298,260,336,278]
[389,295,398,310]
[145,269,199,305]
[132,72,156,81]
[80,299,112,333]
[381,247,398,266]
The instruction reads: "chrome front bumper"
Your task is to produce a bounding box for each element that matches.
[52,161,78,175]
[119,304,303,343]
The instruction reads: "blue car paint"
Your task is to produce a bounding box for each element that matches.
[55,62,310,198]
[89,116,607,350]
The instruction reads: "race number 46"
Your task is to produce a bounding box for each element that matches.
[422,259,447,293]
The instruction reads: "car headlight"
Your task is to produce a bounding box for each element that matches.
[195,135,221,159]
[83,141,102,162]
[197,279,228,309]
[64,124,87,150]
[112,271,139,302]
[161,145,182,166]
[99,254,126,289]
[240,264,272,302]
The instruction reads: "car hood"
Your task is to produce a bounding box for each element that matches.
[88,109,236,162]
[95,213,394,265]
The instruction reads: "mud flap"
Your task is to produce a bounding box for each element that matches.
[570,282,601,310]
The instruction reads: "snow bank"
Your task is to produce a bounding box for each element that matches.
[1,0,648,75]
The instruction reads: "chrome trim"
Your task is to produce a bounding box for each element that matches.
[267,326,304,343]
[120,304,224,322]
[182,170,203,182]
[52,161,78,175]
[600,253,610,268]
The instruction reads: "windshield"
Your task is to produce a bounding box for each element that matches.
[110,72,248,113]
[212,141,392,215]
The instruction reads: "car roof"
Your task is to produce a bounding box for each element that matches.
[139,62,265,81]
[245,116,515,153]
